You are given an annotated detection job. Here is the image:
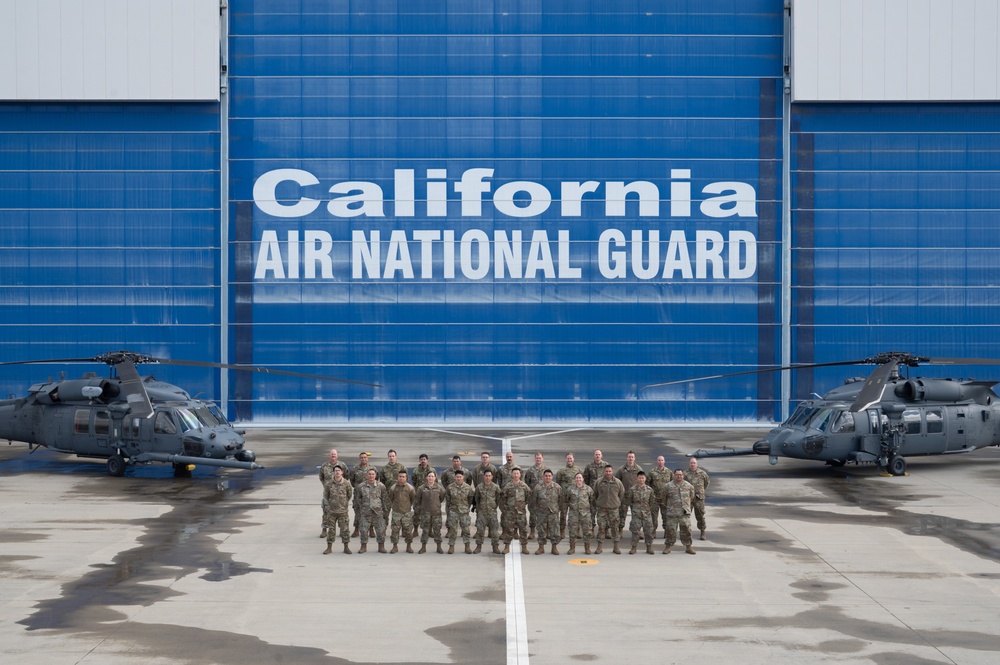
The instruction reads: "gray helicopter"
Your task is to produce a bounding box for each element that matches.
[644,352,1000,476]
[0,351,377,476]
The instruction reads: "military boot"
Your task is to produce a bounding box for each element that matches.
[473,543,482,554]
[351,527,359,538]
[358,543,367,554]
[343,543,352,554]
[535,544,545,555]
[492,544,502,555]
[378,543,387,554]
[520,540,528,552]
[390,543,398,554]
[320,528,327,539]
[448,543,455,554]
[629,543,637,554]
[437,542,445,554]
[323,544,332,555]
[584,542,591,555]
[662,544,670,554]
[406,541,414,554]
[595,540,603,554]
[612,543,621,555]
[465,543,473,554]
[685,545,697,555]
[502,542,511,555]
[646,544,655,555]
[700,529,706,541]
[566,541,576,555]
[551,544,559,555]
[418,543,427,554]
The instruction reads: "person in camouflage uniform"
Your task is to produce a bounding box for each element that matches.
[471,451,499,488]
[473,469,502,553]
[625,471,656,555]
[594,464,625,554]
[445,470,475,554]
[379,449,408,489]
[416,471,447,553]
[441,455,474,488]
[647,455,673,537]
[410,453,436,529]
[614,451,644,531]
[663,468,696,554]
[532,470,562,554]
[555,453,584,539]
[356,468,390,553]
[318,449,350,538]
[583,449,607,533]
[684,457,711,540]
[523,452,547,539]
[496,451,517,488]
[501,467,530,554]
[387,469,417,553]
[350,452,377,538]
[564,472,594,555]
[322,466,353,555]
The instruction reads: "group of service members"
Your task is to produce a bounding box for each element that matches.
[319,448,710,557]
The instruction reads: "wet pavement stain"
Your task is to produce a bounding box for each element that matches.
[464,584,505,602]
[870,651,954,665]
[425,618,505,665]
[789,579,847,602]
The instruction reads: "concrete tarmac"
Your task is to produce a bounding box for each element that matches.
[2,428,999,665]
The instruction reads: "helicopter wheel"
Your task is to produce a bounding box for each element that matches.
[888,455,907,476]
[828,459,847,468]
[107,455,127,477]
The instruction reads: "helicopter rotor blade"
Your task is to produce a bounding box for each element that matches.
[639,359,872,392]
[113,361,154,419]
[146,357,381,388]
[848,359,900,412]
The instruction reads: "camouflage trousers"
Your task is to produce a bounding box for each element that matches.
[629,510,654,546]
[475,510,501,546]
[651,495,667,532]
[664,514,693,547]
[559,505,569,531]
[692,496,706,531]
[502,510,528,544]
[358,510,386,544]
[596,507,621,542]
[390,511,414,544]
[419,510,443,544]
[325,512,350,544]
[536,510,561,545]
[567,510,593,542]
[447,510,472,544]
[618,504,629,531]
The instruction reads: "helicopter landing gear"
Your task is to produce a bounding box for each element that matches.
[888,455,907,476]
[106,454,127,477]
[827,459,847,468]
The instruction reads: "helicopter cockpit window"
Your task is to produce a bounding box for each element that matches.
[926,409,944,434]
[806,408,834,432]
[902,409,922,434]
[174,408,203,432]
[193,406,221,427]
[208,405,228,425]
[830,410,855,433]
[787,404,812,427]
[74,410,90,434]
[154,411,177,435]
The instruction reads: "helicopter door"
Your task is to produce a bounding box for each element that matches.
[151,410,180,453]
[70,408,112,456]
[858,409,884,459]
[945,408,968,452]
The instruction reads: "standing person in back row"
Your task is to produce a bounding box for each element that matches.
[380,449,407,489]
[615,451,644,532]
[471,451,498,488]
[684,457,711,540]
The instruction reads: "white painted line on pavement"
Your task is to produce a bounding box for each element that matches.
[502,436,530,665]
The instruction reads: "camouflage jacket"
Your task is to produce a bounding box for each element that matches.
[411,464,436,490]
[446,482,475,514]
[684,468,710,499]
[625,484,655,517]
[323,478,353,514]
[583,461,607,488]
[563,484,594,515]
[647,467,673,499]
[502,481,531,514]
[555,465,585,492]
[615,463,644,493]
[319,461,350,485]
[350,463,376,488]
[356,481,390,515]
[496,462,517,488]
[532,482,562,515]
[380,462,408,488]
[441,466,474,489]
[388,482,416,514]
[471,462,499,488]
[474,482,501,514]
[524,464,548,490]
[663,480,695,517]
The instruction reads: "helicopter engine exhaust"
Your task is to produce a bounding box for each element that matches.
[898,379,964,402]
